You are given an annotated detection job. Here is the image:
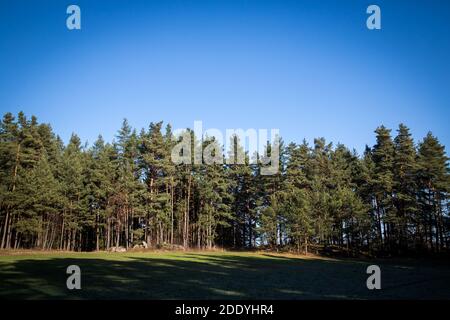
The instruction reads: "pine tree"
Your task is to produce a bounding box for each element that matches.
[195,137,232,249]
[112,119,144,249]
[371,126,395,251]
[417,133,449,251]
[257,137,286,247]
[226,135,257,248]
[283,187,312,253]
[0,112,45,248]
[60,134,85,251]
[393,124,418,252]
[283,141,313,252]
[13,155,61,249]
[139,122,172,246]
[309,138,333,246]
[1,111,448,255]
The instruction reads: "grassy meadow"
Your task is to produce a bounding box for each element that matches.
[0,251,449,300]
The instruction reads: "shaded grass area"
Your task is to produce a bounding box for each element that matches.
[0,251,449,300]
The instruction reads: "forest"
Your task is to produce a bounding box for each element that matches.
[0,111,448,256]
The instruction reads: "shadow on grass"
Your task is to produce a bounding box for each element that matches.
[1,253,449,300]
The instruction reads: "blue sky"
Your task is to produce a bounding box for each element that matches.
[0,0,449,153]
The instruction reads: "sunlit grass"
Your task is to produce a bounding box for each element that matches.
[0,251,449,300]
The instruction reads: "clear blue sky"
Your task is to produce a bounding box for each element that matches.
[1,0,449,153]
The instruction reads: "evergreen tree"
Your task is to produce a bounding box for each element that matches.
[371,126,395,251]
[417,133,450,251]
[60,134,85,251]
[393,124,418,251]
[226,135,257,248]
[1,112,448,255]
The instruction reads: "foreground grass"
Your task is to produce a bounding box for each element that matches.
[0,250,449,299]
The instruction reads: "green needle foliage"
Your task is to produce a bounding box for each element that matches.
[0,112,448,256]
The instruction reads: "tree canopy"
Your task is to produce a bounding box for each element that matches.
[1,112,448,255]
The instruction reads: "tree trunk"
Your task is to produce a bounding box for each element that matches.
[125,207,129,250]
[184,175,191,248]
[60,212,65,250]
[96,210,100,251]
[1,210,10,249]
[305,235,308,255]
[170,177,174,245]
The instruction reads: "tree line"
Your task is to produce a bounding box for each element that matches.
[0,112,448,255]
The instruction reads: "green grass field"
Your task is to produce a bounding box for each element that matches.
[1,251,449,300]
